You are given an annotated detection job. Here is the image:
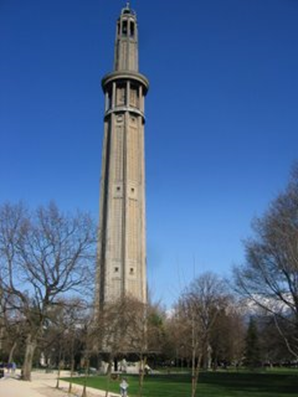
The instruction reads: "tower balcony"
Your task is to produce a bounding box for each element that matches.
[102,71,149,121]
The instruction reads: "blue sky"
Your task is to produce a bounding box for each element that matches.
[1,0,298,307]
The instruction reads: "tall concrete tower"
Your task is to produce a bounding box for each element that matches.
[96,3,149,308]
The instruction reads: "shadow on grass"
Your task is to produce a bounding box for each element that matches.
[149,372,298,396]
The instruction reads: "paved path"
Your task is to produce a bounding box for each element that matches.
[0,370,120,397]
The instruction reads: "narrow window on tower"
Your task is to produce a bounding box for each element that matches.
[129,86,139,107]
[130,22,135,37]
[116,84,126,106]
[117,22,120,36]
[106,91,111,110]
[122,20,128,36]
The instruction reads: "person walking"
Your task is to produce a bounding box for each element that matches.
[120,378,129,397]
[11,362,17,375]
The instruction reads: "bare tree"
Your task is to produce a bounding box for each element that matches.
[36,297,88,389]
[124,298,166,397]
[92,296,165,397]
[0,202,97,380]
[173,272,231,397]
[93,299,131,397]
[233,164,298,359]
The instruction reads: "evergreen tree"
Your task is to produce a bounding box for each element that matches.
[244,317,261,369]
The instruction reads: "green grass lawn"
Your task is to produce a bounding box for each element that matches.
[64,370,298,397]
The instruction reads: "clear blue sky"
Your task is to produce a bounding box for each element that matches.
[1,0,298,307]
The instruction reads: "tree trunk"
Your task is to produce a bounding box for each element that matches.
[8,341,17,364]
[22,334,37,381]
[104,359,113,397]
[81,358,90,397]
[191,353,202,397]
[0,325,5,354]
[68,358,75,394]
[56,360,62,389]
[138,355,147,397]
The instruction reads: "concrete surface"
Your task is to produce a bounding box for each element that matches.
[0,370,120,397]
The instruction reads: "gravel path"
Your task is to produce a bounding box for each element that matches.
[0,370,120,397]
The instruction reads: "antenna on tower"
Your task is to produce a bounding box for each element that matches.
[122,0,134,15]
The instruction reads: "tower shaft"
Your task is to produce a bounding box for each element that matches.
[97,5,149,307]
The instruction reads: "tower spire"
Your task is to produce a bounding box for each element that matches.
[115,1,138,71]
[97,6,149,308]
